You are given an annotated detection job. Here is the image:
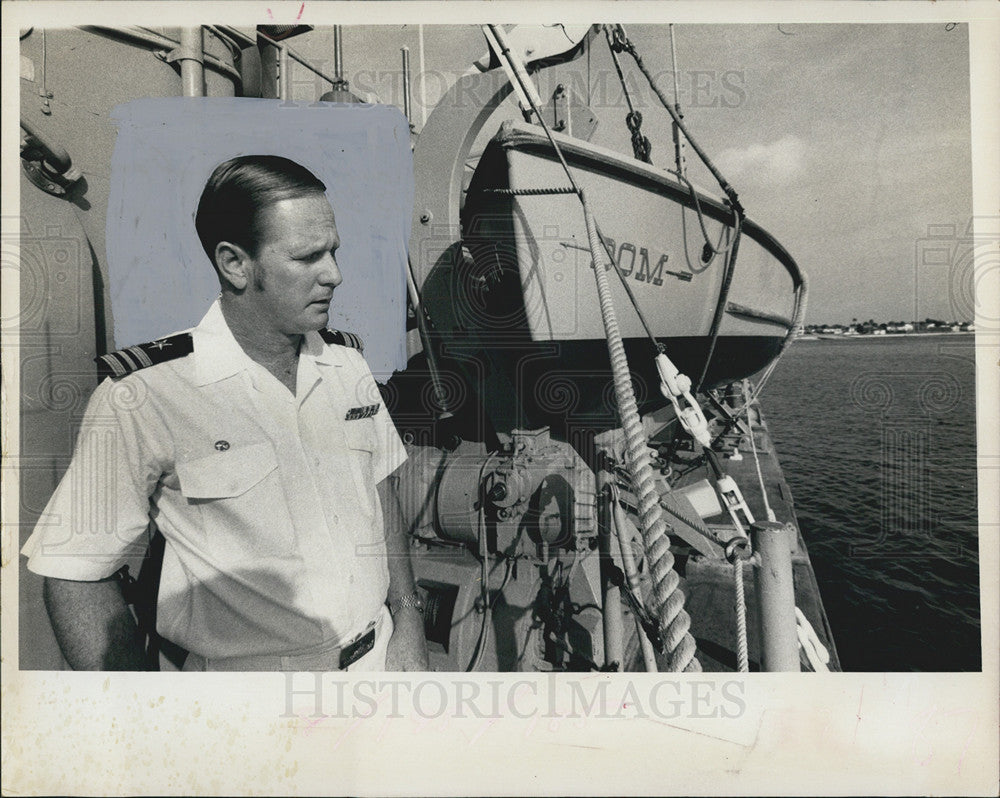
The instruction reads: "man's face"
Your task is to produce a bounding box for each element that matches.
[245,193,343,335]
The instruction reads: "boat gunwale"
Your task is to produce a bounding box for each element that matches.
[488,121,806,293]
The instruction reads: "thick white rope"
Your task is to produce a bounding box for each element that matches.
[734,560,749,673]
[584,198,700,672]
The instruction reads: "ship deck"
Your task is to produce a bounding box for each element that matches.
[675,406,842,672]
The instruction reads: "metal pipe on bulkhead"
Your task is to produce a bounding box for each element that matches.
[598,476,625,671]
[178,28,205,97]
[278,45,290,101]
[402,47,413,128]
[752,522,801,672]
[333,26,344,83]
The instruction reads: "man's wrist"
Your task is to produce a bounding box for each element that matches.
[388,591,425,618]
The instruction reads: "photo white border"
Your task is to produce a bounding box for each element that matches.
[2,2,998,795]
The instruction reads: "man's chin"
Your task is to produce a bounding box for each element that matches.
[307,304,331,329]
[280,309,328,336]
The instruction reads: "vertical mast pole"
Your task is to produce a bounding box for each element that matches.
[402,47,413,129]
[179,27,205,97]
[418,25,428,127]
[333,26,344,85]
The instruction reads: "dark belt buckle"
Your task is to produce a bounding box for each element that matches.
[339,626,375,670]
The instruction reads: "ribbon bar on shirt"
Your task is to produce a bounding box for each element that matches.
[345,403,380,421]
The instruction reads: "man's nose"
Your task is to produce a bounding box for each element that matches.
[318,253,343,288]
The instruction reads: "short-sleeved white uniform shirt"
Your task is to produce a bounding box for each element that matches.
[23,301,407,659]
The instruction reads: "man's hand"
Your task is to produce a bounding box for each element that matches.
[385,607,430,671]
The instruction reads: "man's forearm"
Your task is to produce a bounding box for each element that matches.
[377,475,418,604]
[43,576,147,670]
[377,474,429,670]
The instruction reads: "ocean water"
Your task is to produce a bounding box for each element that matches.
[759,335,982,672]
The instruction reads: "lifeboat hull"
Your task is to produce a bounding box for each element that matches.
[435,120,804,430]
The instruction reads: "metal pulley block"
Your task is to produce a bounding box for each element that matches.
[20,121,82,197]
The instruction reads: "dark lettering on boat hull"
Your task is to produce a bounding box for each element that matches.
[603,238,693,285]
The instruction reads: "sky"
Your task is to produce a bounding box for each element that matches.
[285,23,973,326]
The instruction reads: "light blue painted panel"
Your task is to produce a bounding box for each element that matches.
[107,98,412,379]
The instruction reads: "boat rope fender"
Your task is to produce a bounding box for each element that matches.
[654,353,711,448]
[795,606,831,672]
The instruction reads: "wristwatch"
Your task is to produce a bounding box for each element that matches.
[389,591,425,617]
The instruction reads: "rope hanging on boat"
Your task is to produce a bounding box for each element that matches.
[584,197,700,672]
[670,168,741,259]
[733,559,749,673]
[743,381,777,523]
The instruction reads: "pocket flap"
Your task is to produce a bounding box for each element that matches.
[177,442,277,499]
[345,419,375,453]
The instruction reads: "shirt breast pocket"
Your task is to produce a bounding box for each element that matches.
[344,419,378,516]
[174,441,290,564]
[176,442,278,500]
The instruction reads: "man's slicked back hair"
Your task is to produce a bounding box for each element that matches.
[195,155,327,266]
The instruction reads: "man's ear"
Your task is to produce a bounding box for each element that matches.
[215,241,251,291]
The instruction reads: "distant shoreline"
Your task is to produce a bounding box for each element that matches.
[797,331,976,341]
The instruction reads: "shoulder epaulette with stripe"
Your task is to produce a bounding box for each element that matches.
[318,328,364,352]
[95,333,194,380]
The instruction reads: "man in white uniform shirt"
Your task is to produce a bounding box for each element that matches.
[22,155,429,672]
